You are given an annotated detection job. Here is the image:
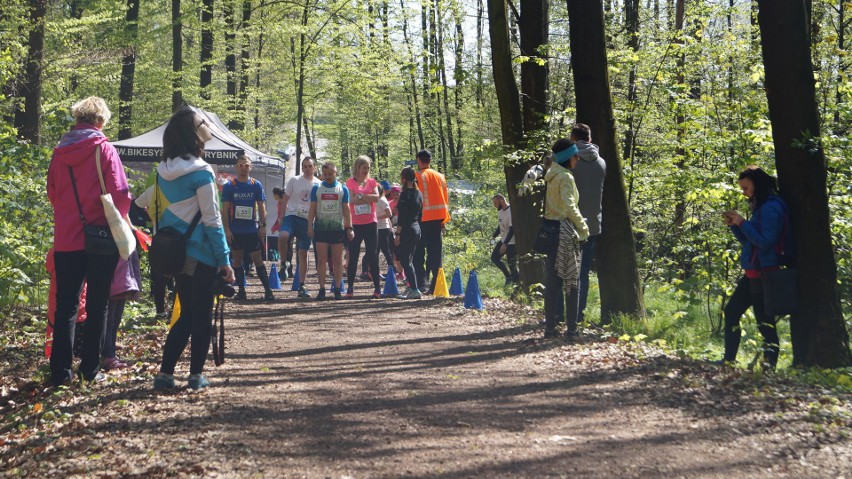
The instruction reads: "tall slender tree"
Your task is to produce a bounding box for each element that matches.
[756,0,851,367]
[14,0,46,143]
[118,0,140,140]
[567,0,645,322]
[199,0,214,100]
[172,0,183,112]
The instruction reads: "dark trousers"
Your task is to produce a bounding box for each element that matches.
[723,276,780,366]
[398,224,421,291]
[151,271,171,315]
[347,222,380,292]
[544,242,579,334]
[103,299,126,359]
[490,243,518,280]
[160,262,217,376]
[414,219,443,292]
[578,235,598,320]
[362,229,394,274]
[51,250,118,386]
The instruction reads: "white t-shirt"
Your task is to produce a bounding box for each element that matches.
[285,175,321,219]
[498,205,515,245]
[376,196,392,230]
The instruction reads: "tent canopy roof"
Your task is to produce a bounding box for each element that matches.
[112,107,285,171]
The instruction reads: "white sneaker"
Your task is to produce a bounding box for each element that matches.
[404,289,422,299]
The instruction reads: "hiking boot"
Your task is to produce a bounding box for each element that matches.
[236,289,247,301]
[298,285,311,298]
[264,289,275,301]
[153,373,176,390]
[316,288,326,300]
[187,374,210,390]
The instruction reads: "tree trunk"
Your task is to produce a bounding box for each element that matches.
[118,0,140,140]
[519,0,548,134]
[172,0,183,112]
[400,0,425,150]
[225,0,238,129]
[453,10,464,168]
[567,0,645,322]
[236,0,251,131]
[14,0,46,144]
[476,0,484,107]
[622,0,639,180]
[835,0,845,129]
[199,0,214,100]
[756,0,851,367]
[487,0,544,287]
[435,0,455,173]
[294,1,309,162]
[303,114,317,160]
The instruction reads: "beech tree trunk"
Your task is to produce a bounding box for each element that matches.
[172,0,183,112]
[118,0,140,140]
[199,0,214,100]
[225,0,238,129]
[487,0,544,287]
[567,0,645,322]
[14,0,46,143]
[756,0,851,367]
[519,0,548,134]
[236,0,251,131]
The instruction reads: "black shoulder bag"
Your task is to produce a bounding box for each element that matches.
[68,165,118,256]
[533,185,559,254]
[148,174,202,276]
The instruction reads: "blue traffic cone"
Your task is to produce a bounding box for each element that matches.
[450,267,464,296]
[383,265,399,296]
[290,265,301,291]
[269,264,282,290]
[464,270,483,310]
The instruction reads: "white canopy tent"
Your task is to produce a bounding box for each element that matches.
[113,107,287,231]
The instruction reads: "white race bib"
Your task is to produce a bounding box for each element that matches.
[235,206,253,220]
[297,206,310,217]
[322,201,340,214]
[355,203,371,216]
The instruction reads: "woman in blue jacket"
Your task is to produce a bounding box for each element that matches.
[151,108,235,390]
[722,166,789,369]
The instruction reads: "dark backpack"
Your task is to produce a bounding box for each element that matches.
[148,175,202,276]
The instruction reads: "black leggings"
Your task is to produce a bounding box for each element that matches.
[347,222,380,292]
[51,250,118,386]
[363,229,394,273]
[160,261,217,376]
[397,224,421,291]
[723,276,780,366]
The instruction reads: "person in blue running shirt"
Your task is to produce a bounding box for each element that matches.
[221,155,273,301]
[307,162,353,300]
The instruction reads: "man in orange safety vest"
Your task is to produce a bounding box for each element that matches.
[414,149,450,294]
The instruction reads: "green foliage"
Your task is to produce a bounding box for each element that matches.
[0,126,52,310]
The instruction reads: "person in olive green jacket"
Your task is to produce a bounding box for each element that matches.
[543,139,590,339]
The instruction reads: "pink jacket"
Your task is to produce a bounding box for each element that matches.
[47,124,131,252]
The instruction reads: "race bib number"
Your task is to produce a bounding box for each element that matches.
[321,202,340,214]
[297,206,310,217]
[235,206,254,220]
[355,203,371,216]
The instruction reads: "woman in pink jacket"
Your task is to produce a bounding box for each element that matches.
[46,97,131,386]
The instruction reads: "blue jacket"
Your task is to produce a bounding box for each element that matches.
[137,155,230,268]
[730,194,788,270]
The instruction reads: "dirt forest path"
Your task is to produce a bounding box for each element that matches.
[3,275,851,478]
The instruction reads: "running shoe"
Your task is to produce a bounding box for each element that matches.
[334,289,342,300]
[298,285,311,299]
[278,267,288,281]
[404,289,422,299]
[236,289,247,301]
[264,289,275,301]
[316,288,326,300]
[153,373,176,390]
[371,290,382,299]
[345,289,354,299]
[359,272,372,281]
[187,374,210,390]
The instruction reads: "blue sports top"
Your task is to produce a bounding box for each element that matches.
[222,177,266,234]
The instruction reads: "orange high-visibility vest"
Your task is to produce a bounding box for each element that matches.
[416,167,450,223]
